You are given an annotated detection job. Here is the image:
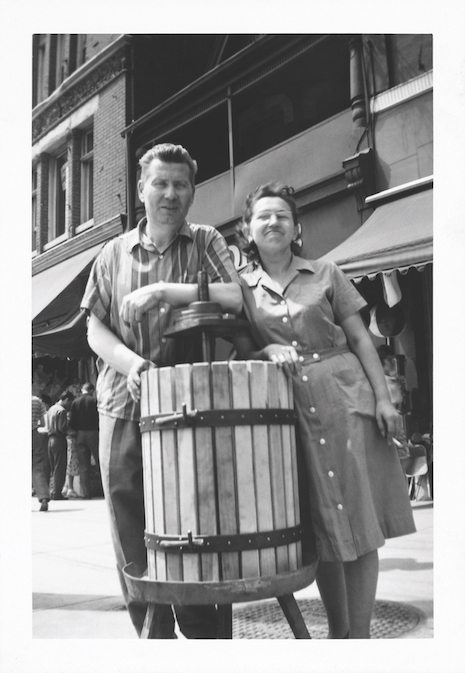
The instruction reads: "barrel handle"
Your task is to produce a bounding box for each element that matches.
[155,403,198,427]
[157,531,204,551]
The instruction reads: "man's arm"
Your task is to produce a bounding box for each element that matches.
[120,281,242,325]
[87,313,154,402]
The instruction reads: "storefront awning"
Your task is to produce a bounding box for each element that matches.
[320,188,433,281]
[32,242,103,320]
[32,310,92,359]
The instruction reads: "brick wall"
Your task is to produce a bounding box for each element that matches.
[86,34,121,61]
[93,76,127,225]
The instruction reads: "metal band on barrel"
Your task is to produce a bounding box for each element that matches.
[140,407,297,432]
[145,525,303,554]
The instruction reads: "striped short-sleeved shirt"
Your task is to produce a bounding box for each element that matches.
[81,218,240,421]
[32,395,47,430]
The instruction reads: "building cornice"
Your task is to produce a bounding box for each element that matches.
[32,34,131,144]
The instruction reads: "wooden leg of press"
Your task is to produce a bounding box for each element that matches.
[140,603,156,639]
[217,604,233,639]
[278,594,311,639]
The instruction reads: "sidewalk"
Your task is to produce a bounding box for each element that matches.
[31,496,433,639]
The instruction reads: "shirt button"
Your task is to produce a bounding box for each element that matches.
[282,317,288,323]
[319,438,326,445]
[337,504,343,510]
[291,341,298,347]
[298,356,304,362]
[309,406,316,413]
[160,307,166,314]
[313,353,320,360]
[302,375,308,382]
[328,471,334,477]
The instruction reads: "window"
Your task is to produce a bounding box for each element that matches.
[76,34,87,68]
[32,170,38,252]
[80,129,94,224]
[33,34,47,106]
[48,150,67,243]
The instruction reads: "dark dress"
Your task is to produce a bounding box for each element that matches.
[240,256,416,562]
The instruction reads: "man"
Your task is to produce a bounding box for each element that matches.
[46,391,74,500]
[32,395,50,511]
[68,382,100,499]
[81,143,242,639]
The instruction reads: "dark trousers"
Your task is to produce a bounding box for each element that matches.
[98,413,218,638]
[76,429,100,498]
[48,434,67,498]
[32,430,50,502]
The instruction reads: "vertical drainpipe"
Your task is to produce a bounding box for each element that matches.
[349,36,367,129]
[227,86,235,219]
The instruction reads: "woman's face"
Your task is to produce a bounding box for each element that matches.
[247,196,297,256]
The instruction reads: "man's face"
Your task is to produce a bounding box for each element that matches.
[138,159,195,231]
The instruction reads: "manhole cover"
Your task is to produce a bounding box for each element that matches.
[232,598,420,639]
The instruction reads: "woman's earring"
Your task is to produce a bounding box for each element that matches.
[247,234,253,243]
[294,223,303,248]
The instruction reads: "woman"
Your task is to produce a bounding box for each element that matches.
[233,183,416,639]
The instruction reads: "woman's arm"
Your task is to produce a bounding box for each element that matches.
[340,312,402,441]
[120,281,243,324]
[87,313,154,402]
[233,332,300,374]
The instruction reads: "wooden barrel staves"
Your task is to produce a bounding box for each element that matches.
[140,360,302,583]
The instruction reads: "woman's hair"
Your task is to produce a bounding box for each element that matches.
[139,143,198,186]
[240,182,301,262]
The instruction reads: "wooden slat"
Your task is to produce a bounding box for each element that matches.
[211,362,239,580]
[192,363,219,581]
[229,360,260,578]
[159,366,182,581]
[266,363,289,573]
[175,364,200,582]
[247,360,276,577]
[287,376,302,567]
[146,368,166,579]
[141,369,156,579]
[277,367,298,571]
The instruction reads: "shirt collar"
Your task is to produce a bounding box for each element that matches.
[127,217,194,252]
[240,255,316,288]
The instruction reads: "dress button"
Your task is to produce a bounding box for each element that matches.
[328,471,334,477]
[302,375,308,382]
[299,356,304,362]
[319,438,326,445]
[282,317,288,323]
[337,504,343,510]
[313,353,320,360]
[309,406,316,413]
[291,341,298,347]
[280,300,286,305]
[161,338,167,344]
[159,254,164,259]
[160,307,166,313]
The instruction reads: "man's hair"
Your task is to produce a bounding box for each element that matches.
[60,391,74,403]
[82,382,95,394]
[139,143,198,186]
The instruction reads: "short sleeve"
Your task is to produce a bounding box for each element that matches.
[327,261,367,323]
[203,230,240,284]
[80,242,114,326]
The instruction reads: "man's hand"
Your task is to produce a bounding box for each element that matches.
[120,283,164,325]
[127,359,156,402]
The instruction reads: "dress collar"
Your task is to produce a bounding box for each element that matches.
[240,255,316,288]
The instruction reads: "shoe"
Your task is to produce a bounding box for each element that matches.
[39,499,48,512]
[66,489,80,499]
[51,494,68,500]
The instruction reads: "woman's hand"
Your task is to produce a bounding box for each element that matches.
[127,359,156,402]
[375,398,402,442]
[262,343,300,375]
[120,283,164,325]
